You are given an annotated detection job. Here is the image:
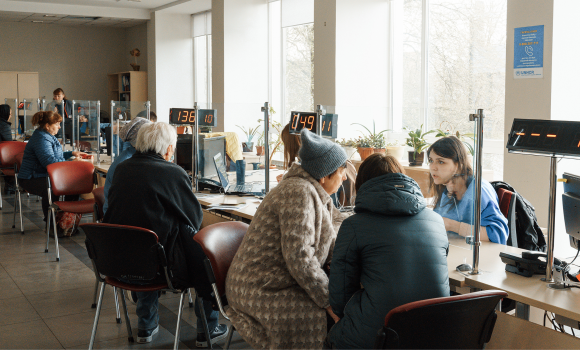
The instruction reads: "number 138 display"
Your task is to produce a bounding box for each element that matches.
[169,108,218,127]
[289,112,338,138]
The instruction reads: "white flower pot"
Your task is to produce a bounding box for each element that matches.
[343,146,357,160]
[386,146,405,161]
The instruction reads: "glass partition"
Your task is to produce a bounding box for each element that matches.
[4,98,18,139]
[71,100,100,155]
[18,98,37,139]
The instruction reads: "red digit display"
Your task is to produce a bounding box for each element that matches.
[507,119,580,157]
[188,111,195,123]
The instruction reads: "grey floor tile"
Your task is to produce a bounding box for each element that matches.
[0,319,64,349]
[0,265,9,279]
[0,275,24,300]
[11,266,96,296]
[68,326,190,350]
[0,296,41,326]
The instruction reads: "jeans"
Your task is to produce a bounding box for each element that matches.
[135,291,219,332]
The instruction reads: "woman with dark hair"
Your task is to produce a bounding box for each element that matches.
[427,136,508,244]
[18,111,87,221]
[0,104,12,141]
[327,153,449,349]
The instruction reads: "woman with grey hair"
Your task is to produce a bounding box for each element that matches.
[103,122,226,345]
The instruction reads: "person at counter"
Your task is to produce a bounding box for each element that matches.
[52,88,87,144]
[103,122,226,345]
[327,153,449,349]
[225,129,348,349]
[102,117,151,214]
[18,111,87,221]
[427,136,508,244]
[0,104,13,141]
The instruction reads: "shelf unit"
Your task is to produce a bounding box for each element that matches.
[107,71,147,103]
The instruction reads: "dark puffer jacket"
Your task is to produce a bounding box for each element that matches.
[328,173,450,349]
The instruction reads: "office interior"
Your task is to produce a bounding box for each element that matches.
[1,0,580,348]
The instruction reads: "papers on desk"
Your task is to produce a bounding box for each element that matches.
[206,203,249,211]
[195,193,223,199]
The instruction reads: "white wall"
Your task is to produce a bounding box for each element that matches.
[212,0,269,133]
[313,0,336,108]
[127,24,148,73]
[152,12,194,122]
[0,22,127,104]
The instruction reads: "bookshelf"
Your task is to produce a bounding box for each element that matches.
[107,71,147,103]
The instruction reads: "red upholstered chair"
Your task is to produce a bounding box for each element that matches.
[496,188,518,247]
[79,223,189,350]
[79,141,92,152]
[193,221,249,350]
[46,161,96,261]
[0,141,26,211]
[374,290,508,349]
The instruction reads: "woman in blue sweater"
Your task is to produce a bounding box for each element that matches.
[19,111,87,221]
[428,136,508,244]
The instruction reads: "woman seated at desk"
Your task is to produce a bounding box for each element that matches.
[427,136,508,244]
[18,111,87,222]
[226,129,348,349]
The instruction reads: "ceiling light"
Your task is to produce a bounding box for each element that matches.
[43,15,56,17]
[32,20,43,23]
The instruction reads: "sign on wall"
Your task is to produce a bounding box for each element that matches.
[514,25,544,79]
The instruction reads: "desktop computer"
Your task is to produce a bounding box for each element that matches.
[563,172,580,250]
[175,134,226,181]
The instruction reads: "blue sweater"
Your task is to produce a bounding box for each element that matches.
[19,129,72,179]
[103,145,137,214]
[434,177,508,244]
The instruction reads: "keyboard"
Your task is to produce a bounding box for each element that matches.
[232,184,255,193]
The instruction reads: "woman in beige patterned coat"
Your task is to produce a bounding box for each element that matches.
[225,129,349,349]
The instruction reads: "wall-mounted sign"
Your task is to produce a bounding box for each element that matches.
[514,25,544,79]
[169,108,218,126]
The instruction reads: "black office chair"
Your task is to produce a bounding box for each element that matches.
[374,290,507,349]
[80,223,189,350]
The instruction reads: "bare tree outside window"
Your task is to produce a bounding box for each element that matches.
[284,23,314,120]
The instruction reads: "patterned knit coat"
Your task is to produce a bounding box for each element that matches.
[225,164,346,349]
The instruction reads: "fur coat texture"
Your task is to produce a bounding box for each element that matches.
[225,163,346,349]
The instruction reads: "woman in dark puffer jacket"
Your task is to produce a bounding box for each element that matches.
[327,153,450,349]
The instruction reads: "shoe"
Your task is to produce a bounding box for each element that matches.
[196,324,228,348]
[123,290,138,305]
[137,325,159,343]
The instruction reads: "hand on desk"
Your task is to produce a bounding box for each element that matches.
[443,217,489,241]
[71,151,89,161]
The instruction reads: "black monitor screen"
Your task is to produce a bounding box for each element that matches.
[175,135,226,179]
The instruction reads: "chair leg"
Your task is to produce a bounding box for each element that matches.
[88,281,106,350]
[119,288,134,343]
[92,280,99,308]
[173,291,186,350]
[197,293,213,350]
[51,208,60,262]
[0,180,3,210]
[12,190,16,228]
[224,325,235,350]
[17,190,23,234]
[45,210,51,253]
[113,287,122,324]
[188,289,194,308]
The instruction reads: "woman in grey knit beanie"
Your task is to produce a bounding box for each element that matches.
[225,129,349,349]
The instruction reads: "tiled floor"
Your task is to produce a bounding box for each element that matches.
[0,187,251,349]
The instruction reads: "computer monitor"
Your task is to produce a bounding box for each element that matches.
[563,172,580,249]
[175,134,226,179]
[202,136,227,180]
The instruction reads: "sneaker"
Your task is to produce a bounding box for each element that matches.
[137,325,159,343]
[196,324,228,348]
[123,290,138,305]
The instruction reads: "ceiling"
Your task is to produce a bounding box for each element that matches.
[0,11,148,27]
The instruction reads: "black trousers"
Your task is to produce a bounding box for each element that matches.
[19,177,78,221]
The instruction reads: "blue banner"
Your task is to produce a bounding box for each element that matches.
[514,25,544,79]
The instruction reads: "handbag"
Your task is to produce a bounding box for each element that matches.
[58,211,82,237]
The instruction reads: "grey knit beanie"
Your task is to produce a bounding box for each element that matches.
[299,129,347,179]
[120,117,151,147]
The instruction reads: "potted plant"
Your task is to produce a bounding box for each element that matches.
[255,132,265,156]
[236,123,261,153]
[258,106,283,168]
[405,124,435,166]
[352,121,389,160]
[386,139,405,161]
[129,48,141,71]
[435,126,475,157]
[336,138,358,160]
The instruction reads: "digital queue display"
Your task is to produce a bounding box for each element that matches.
[289,111,338,138]
[169,108,218,127]
[506,119,580,157]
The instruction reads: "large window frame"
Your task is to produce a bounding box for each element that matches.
[192,11,212,107]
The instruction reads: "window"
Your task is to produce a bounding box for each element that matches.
[192,12,212,106]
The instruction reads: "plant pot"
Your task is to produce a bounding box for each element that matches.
[373,148,386,155]
[357,147,374,161]
[408,151,425,166]
[386,146,405,161]
[342,146,357,160]
[256,146,265,156]
[269,165,277,169]
[242,142,254,153]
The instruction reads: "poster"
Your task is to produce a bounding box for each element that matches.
[514,25,544,79]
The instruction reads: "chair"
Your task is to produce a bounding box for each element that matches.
[79,223,189,350]
[0,141,26,211]
[374,290,508,349]
[12,153,25,233]
[193,221,250,350]
[79,141,92,152]
[497,188,518,247]
[46,161,96,261]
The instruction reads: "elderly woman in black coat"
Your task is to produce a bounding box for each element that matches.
[327,153,450,349]
[103,122,226,345]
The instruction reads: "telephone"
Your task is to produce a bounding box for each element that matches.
[500,251,568,277]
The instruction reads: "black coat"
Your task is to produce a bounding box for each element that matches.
[0,118,12,141]
[328,173,450,349]
[103,151,210,296]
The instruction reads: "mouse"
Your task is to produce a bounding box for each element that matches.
[456,263,472,272]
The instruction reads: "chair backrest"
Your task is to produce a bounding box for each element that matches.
[0,141,26,167]
[497,188,518,247]
[92,187,105,221]
[47,161,95,196]
[79,223,166,282]
[193,221,249,296]
[14,153,24,172]
[375,290,508,349]
[78,141,92,151]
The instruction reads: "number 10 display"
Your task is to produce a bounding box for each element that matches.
[169,108,218,127]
